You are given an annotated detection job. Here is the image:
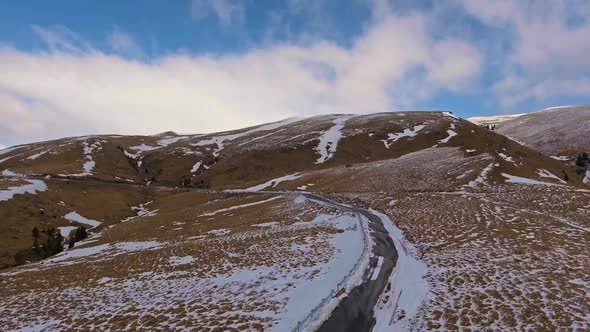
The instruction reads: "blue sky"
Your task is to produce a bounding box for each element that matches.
[1,0,589,147]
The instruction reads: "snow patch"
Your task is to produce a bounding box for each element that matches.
[158,136,188,146]
[129,144,160,152]
[498,152,515,163]
[253,222,279,228]
[0,146,20,156]
[192,117,303,157]
[190,161,209,173]
[537,169,566,183]
[502,173,561,186]
[169,256,194,266]
[315,116,351,164]
[0,179,47,201]
[122,201,158,222]
[64,211,102,228]
[466,162,496,188]
[123,150,140,159]
[437,123,457,145]
[115,241,162,252]
[201,196,282,217]
[61,140,101,177]
[58,226,78,238]
[207,229,230,236]
[244,173,301,191]
[47,241,164,264]
[381,125,426,149]
[26,150,49,160]
[442,111,458,119]
[191,161,202,173]
[551,155,571,161]
[1,169,17,177]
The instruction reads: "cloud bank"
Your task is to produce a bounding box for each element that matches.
[0,9,480,145]
[0,0,589,147]
[461,0,590,106]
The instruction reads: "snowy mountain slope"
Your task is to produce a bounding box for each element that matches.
[2,111,581,190]
[468,113,526,126]
[492,105,590,157]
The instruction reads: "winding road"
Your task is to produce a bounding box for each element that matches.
[303,194,398,332]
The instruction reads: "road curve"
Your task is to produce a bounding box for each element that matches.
[303,194,398,332]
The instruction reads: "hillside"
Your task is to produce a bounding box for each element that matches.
[467,113,525,126]
[470,105,590,157]
[1,111,589,331]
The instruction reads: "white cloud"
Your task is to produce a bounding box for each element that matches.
[107,26,142,57]
[494,73,590,107]
[461,0,590,107]
[31,25,90,53]
[0,13,481,145]
[191,0,245,27]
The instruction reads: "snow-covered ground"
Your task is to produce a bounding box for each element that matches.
[46,241,164,265]
[277,213,366,331]
[0,193,375,331]
[370,209,428,331]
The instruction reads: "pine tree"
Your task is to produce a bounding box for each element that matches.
[33,238,40,254]
[68,236,75,249]
[75,226,88,242]
[53,233,64,255]
[32,227,39,239]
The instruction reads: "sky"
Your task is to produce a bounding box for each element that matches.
[1,0,589,148]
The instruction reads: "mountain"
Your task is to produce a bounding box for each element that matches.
[467,113,526,126]
[470,105,590,157]
[1,111,588,331]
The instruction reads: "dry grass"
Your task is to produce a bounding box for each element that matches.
[327,186,590,331]
[0,178,168,268]
[0,193,359,331]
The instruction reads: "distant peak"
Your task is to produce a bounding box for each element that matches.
[155,131,178,137]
